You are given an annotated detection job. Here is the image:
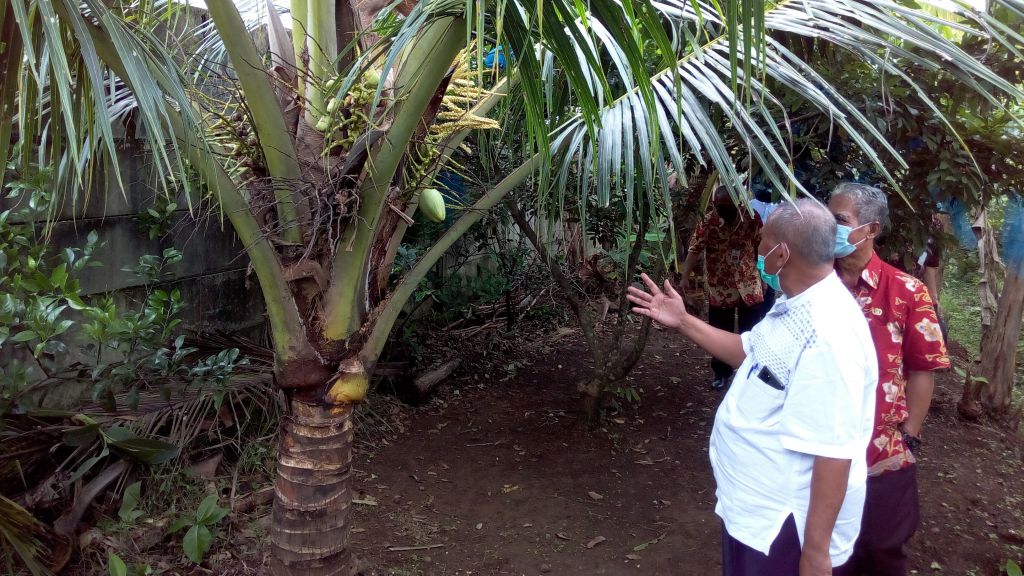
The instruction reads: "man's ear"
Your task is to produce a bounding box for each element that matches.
[778,242,791,264]
[866,221,882,239]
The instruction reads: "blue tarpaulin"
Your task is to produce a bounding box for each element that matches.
[1002,194,1024,274]
[947,197,978,250]
[484,46,510,70]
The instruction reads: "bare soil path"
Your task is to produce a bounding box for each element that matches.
[350,327,1024,576]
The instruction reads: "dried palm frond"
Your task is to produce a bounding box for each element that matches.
[0,495,51,576]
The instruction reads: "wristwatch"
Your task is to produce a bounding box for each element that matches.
[901,430,922,454]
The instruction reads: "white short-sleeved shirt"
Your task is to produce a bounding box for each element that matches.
[709,272,878,566]
[750,199,779,222]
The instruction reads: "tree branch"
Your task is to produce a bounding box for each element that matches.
[324,16,465,342]
[79,13,315,370]
[358,148,561,368]
[205,0,307,244]
[373,75,512,297]
[506,197,605,365]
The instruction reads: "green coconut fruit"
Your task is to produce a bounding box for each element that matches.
[326,97,342,114]
[420,188,446,223]
[363,68,381,89]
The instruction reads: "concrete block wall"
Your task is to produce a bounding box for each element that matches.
[1,144,266,340]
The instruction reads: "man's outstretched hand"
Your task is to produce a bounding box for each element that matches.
[627,273,690,331]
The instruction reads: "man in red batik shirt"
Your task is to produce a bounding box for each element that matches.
[829,183,950,576]
[680,186,764,390]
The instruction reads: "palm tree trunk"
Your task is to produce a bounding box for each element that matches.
[271,398,355,576]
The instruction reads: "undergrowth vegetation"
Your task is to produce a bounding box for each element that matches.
[0,172,279,574]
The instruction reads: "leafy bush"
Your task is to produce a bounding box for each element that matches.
[0,173,248,415]
[0,172,252,574]
[167,494,230,564]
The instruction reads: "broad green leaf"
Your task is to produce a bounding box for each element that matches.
[118,481,144,522]
[1007,559,1022,576]
[108,552,127,576]
[195,494,228,525]
[53,319,74,337]
[102,427,134,442]
[50,263,68,289]
[65,293,89,310]
[167,517,192,535]
[107,435,179,465]
[63,423,101,447]
[10,330,37,343]
[183,524,212,564]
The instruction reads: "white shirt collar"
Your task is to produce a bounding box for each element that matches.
[769,271,840,316]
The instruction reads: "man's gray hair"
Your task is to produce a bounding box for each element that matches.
[766,198,837,265]
[831,182,890,232]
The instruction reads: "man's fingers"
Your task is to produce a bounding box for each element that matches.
[626,293,650,307]
[631,307,652,318]
[627,286,653,302]
[640,273,661,295]
[664,280,682,300]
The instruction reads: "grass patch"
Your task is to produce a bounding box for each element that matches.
[940,249,984,360]
[941,248,1024,392]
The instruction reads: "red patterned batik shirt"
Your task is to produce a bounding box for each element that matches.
[688,211,764,308]
[846,252,950,476]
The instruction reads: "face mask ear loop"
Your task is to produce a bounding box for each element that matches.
[775,243,789,276]
[854,222,879,247]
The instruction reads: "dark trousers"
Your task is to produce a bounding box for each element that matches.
[845,465,920,576]
[722,515,802,576]
[708,304,762,379]
[723,515,853,576]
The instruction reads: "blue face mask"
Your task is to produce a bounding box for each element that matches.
[757,243,786,293]
[834,223,870,258]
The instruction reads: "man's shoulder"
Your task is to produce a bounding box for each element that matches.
[876,259,929,297]
[805,276,873,343]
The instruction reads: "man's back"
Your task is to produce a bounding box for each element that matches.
[710,272,878,566]
[689,210,763,308]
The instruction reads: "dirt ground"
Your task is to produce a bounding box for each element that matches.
[344,327,1024,576]
[66,325,1023,576]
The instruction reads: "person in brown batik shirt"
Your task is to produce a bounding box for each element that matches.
[680,187,764,390]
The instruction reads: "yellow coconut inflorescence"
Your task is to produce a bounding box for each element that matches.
[324,358,369,404]
[420,188,446,223]
[313,70,380,137]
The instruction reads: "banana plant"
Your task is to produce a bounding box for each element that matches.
[3,0,1023,575]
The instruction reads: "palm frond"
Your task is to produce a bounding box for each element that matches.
[540,0,1024,231]
[5,0,205,216]
[0,495,51,576]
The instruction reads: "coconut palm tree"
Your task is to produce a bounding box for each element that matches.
[2,0,1022,574]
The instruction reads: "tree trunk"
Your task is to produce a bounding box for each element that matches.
[579,377,608,426]
[977,269,1024,418]
[271,398,355,576]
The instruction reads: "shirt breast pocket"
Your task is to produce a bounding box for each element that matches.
[734,365,787,424]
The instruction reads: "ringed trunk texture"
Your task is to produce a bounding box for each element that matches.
[271,398,355,576]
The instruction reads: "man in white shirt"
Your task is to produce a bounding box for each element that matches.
[628,199,877,575]
[750,195,779,223]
